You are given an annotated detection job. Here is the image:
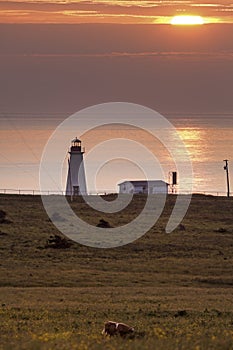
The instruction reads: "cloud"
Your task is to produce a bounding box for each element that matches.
[0,51,233,63]
[0,0,233,23]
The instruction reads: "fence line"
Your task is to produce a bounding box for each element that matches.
[0,189,116,196]
[0,188,231,197]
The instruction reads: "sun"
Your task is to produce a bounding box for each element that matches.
[171,15,204,25]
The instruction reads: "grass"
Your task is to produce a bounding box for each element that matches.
[0,194,233,349]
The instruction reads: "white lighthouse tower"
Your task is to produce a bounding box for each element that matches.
[65,138,87,196]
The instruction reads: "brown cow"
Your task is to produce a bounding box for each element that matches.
[102,321,135,337]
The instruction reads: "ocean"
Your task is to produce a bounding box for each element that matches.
[0,114,233,196]
[172,115,233,195]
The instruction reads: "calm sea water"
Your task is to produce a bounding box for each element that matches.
[172,115,233,195]
[0,114,233,195]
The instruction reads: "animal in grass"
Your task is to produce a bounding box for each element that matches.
[102,321,135,337]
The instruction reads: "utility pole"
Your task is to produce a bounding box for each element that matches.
[223,159,230,197]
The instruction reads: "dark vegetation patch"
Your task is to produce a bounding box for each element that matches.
[0,210,12,224]
[214,227,228,233]
[44,235,73,249]
[0,230,7,236]
[96,219,112,228]
[51,212,67,222]
[174,310,188,317]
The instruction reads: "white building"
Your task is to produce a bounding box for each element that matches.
[118,180,169,194]
[65,138,87,196]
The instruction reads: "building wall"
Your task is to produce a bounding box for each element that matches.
[151,185,168,194]
[119,182,168,194]
[119,181,135,194]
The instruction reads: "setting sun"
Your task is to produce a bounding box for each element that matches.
[171,15,204,25]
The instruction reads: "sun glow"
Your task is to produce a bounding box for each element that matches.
[171,15,204,25]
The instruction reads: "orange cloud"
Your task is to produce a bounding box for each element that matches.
[0,0,232,23]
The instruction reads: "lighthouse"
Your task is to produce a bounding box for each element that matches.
[65,138,87,196]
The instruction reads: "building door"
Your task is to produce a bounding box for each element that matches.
[73,186,80,196]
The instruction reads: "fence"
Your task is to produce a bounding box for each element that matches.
[0,189,116,196]
[0,188,231,197]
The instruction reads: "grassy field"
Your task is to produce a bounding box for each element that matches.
[1,194,233,349]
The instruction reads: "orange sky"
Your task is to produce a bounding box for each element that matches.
[0,0,233,24]
[0,2,233,192]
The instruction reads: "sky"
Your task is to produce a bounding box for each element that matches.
[1,23,233,114]
[1,0,233,116]
[1,0,233,24]
[0,1,233,192]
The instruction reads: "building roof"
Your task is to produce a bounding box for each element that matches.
[118,180,169,186]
